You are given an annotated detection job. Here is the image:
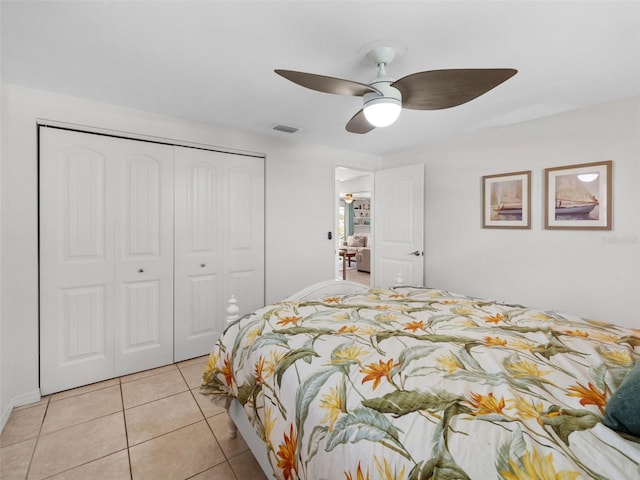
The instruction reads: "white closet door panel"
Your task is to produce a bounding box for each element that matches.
[188,164,218,252]
[174,147,225,361]
[228,167,253,249]
[39,129,116,395]
[114,141,174,375]
[188,274,220,331]
[123,281,161,344]
[225,159,265,317]
[62,286,105,358]
[64,151,105,259]
[42,128,264,389]
[41,129,175,393]
[125,156,161,257]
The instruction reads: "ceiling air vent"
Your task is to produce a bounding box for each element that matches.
[272,124,300,134]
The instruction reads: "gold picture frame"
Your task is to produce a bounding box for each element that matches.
[482,171,531,229]
[545,160,612,230]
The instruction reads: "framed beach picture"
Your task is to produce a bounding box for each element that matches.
[545,160,612,230]
[482,171,531,229]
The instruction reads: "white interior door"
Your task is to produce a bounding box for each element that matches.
[174,147,225,361]
[113,140,174,376]
[40,129,116,394]
[40,128,174,394]
[224,155,265,318]
[373,163,424,288]
[174,148,264,361]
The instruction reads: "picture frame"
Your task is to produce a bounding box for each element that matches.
[482,170,531,229]
[544,160,612,230]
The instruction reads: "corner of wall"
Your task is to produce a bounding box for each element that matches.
[1,390,42,433]
[0,64,6,432]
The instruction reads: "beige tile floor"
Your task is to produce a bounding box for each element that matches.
[338,260,370,286]
[346,268,370,286]
[0,357,269,480]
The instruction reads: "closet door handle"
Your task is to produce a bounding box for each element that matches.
[200,263,206,268]
[138,268,144,273]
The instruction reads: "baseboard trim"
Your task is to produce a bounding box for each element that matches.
[0,389,42,433]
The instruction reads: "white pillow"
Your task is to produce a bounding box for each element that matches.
[347,235,366,247]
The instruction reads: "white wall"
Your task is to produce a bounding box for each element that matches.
[384,96,640,328]
[337,173,373,195]
[0,67,7,429]
[0,84,381,427]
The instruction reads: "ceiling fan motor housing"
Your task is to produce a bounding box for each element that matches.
[362,51,402,128]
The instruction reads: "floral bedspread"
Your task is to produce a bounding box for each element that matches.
[201,287,640,479]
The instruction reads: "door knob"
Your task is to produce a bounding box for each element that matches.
[138,268,144,273]
[200,263,206,268]
[408,250,421,256]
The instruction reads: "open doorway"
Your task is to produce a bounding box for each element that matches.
[335,167,373,286]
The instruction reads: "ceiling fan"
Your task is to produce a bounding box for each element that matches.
[275,45,517,134]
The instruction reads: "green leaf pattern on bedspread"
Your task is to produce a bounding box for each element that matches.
[201,288,640,479]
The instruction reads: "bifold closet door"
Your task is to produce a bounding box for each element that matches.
[39,128,174,394]
[174,147,264,361]
[112,136,174,377]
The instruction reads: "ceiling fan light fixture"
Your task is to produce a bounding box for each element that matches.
[363,85,402,128]
[276,43,516,135]
[363,97,401,127]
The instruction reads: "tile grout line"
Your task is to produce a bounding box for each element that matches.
[178,363,235,476]
[48,379,120,403]
[24,397,50,480]
[181,366,208,419]
[28,382,131,478]
[119,377,135,480]
[34,379,131,479]
[123,365,211,476]
[28,405,124,439]
[181,364,242,480]
[37,450,130,479]
[3,358,243,480]
[201,412,241,480]
[124,386,191,411]
[120,365,180,385]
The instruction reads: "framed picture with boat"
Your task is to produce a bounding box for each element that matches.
[482,170,531,229]
[545,160,612,230]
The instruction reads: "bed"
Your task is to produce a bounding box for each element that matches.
[201,280,640,479]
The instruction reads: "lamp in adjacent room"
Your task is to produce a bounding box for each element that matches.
[577,173,599,182]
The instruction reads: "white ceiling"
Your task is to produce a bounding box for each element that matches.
[2,1,639,156]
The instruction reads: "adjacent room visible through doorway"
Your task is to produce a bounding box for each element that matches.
[335,167,373,287]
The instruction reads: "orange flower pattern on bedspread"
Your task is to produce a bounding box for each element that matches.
[200,287,640,479]
[360,359,398,390]
[276,424,298,480]
[566,382,608,414]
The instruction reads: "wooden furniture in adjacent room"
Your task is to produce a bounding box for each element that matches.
[338,250,356,280]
